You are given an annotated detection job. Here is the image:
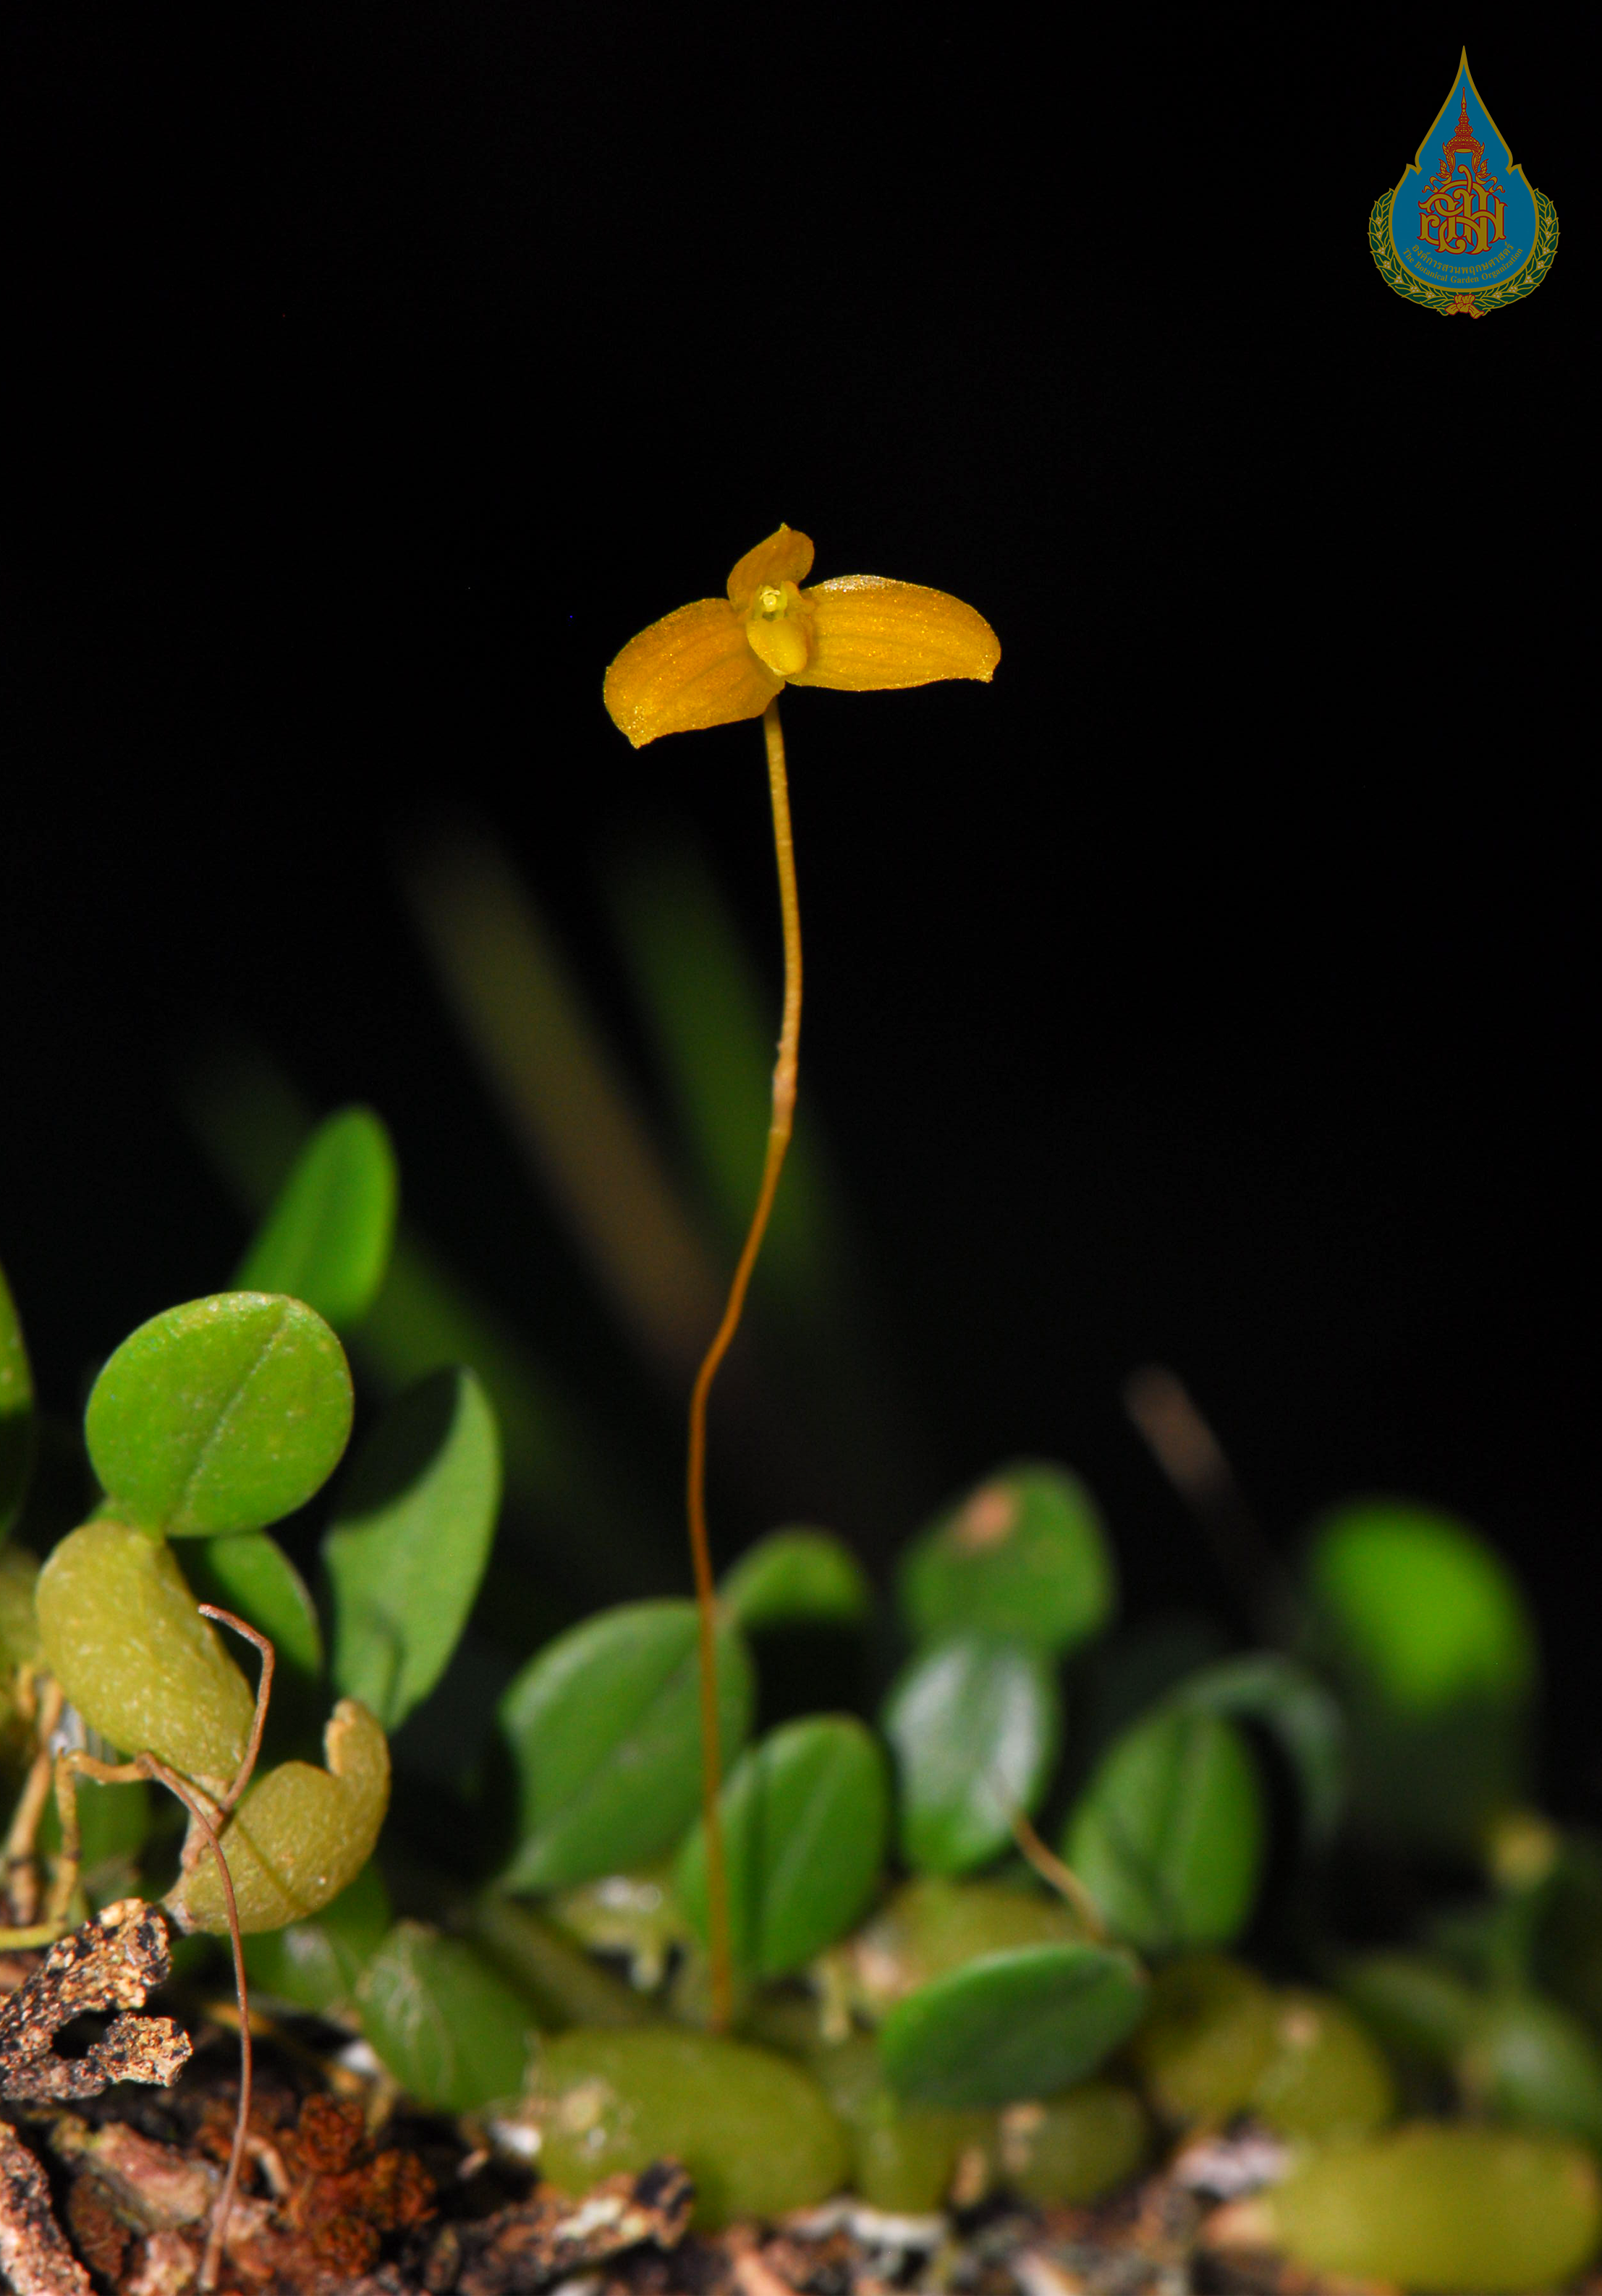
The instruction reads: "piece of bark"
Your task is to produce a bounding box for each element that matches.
[0,1900,190,2104]
[445,2162,694,2296]
[0,2119,92,2296]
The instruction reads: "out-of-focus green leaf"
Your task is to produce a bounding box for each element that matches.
[883,1635,1059,1876]
[0,1545,41,1673]
[1171,1652,1346,1848]
[720,1527,873,1630]
[85,1294,352,1538]
[880,1942,1148,2109]
[848,1876,1086,2020]
[244,1860,392,2015]
[0,1259,35,1539]
[530,2025,849,2227]
[1130,1952,1279,2123]
[1063,1706,1265,1954]
[358,1921,535,2111]
[1457,1993,1602,2148]
[1303,1500,1536,1853]
[466,1891,655,2028]
[606,843,844,1318]
[235,1106,398,1332]
[675,1716,889,1978]
[1307,1502,1536,1713]
[500,1600,755,1892]
[898,1463,1115,1656]
[185,1531,323,1682]
[324,1368,501,1731]
[1260,2124,1602,2292]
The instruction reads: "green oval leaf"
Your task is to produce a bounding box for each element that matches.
[1306,1501,1536,1714]
[0,1259,35,1539]
[720,1527,872,1630]
[358,1921,535,2112]
[881,1942,1148,2109]
[85,1293,354,1537]
[499,1599,755,1892]
[243,1859,392,2016]
[184,1531,323,1681]
[676,1715,889,1978]
[1303,1500,1536,1853]
[1170,1652,1346,1848]
[235,1105,399,1332]
[323,1367,501,1731]
[883,1635,1060,1875]
[898,1461,1115,1656]
[1064,1706,1265,1954]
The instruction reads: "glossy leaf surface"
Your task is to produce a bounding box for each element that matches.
[85,1293,353,1537]
[1064,1706,1264,1953]
[236,1105,399,1332]
[883,1635,1059,1875]
[675,1715,889,1978]
[500,1600,754,1891]
[720,1528,872,1629]
[899,1462,1114,1655]
[360,1921,534,2111]
[37,1518,254,1783]
[185,1531,323,1681]
[167,1698,390,1932]
[324,1367,501,1730]
[881,1941,1147,2109]
[530,2026,849,2226]
[0,1259,34,1539]
[1171,1651,1345,1847]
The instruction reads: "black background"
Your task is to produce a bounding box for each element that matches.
[4,13,1592,1798]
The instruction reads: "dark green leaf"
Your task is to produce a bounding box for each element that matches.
[1063,1706,1265,1954]
[675,1716,889,1978]
[500,1600,754,1891]
[880,1942,1148,2108]
[185,1531,323,1681]
[1171,1653,1346,1848]
[0,1260,35,1539]
[244,1860,392,2016]
[883,1636,1060,1875]
[898,1462,1115,1655]
[85,1293,353,1537]
[720,1527,872,1630]
[324,1368,501,1730]
[235,1105,399,1332]
[358,1921,534,2111]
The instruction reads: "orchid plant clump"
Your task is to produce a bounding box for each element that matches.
[1,525,1601,2292]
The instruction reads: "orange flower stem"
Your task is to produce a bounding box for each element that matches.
[685,694,801,2033]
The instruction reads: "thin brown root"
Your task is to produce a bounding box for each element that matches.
[1010,1808,1109,1942]
[136,1754,251,2294]
[198,1606,276,1819]
[3,1674,64,1927]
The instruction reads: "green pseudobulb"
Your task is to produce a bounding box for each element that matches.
[530,2026,849,2227]
[166,1698,390,1934]
[37,1518,255,1787]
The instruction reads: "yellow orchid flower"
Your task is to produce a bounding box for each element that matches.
[602,526,998,2036]
[603,523,1000,747]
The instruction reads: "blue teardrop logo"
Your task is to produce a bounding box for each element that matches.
[1370,50,1559,316]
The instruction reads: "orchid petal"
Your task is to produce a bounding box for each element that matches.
[726,524,815,609]
[603,597,782,748]
[789,577,1001,692]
